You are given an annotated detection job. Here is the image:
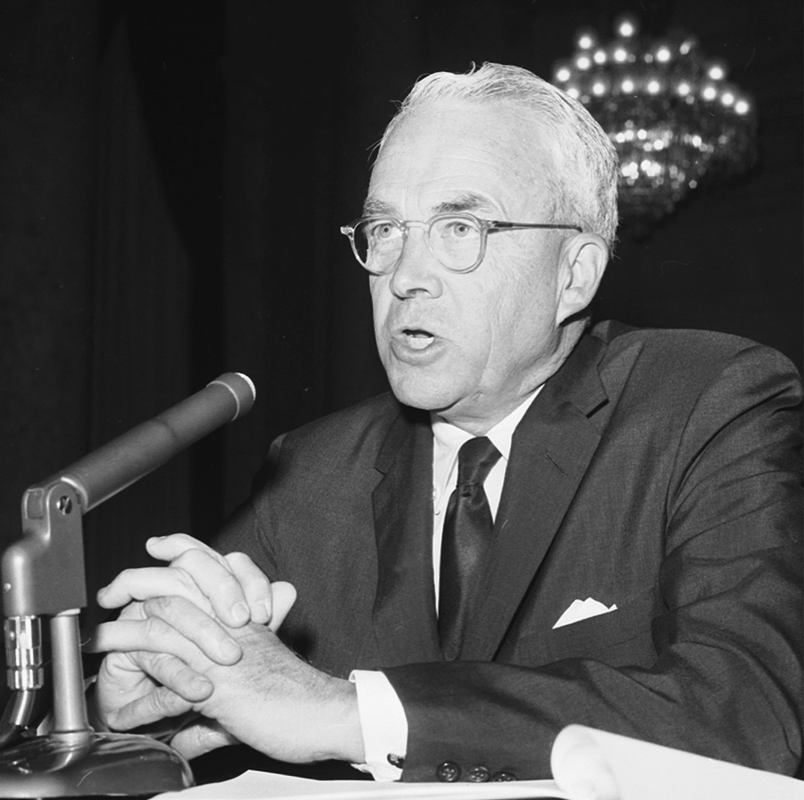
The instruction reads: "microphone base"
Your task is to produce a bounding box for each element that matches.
[0,730,194,796]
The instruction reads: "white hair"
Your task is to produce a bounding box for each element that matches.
[379,62,619,251]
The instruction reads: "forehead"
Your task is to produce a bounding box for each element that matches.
[367,99,551,218]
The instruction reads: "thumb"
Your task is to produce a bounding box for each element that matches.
[268,581,297,632]
[171,719,239,760]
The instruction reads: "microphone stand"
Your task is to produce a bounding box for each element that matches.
[0,373,255,797]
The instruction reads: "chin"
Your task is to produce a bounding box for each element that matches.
[387,375,461,412]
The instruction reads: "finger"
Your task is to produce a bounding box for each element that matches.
[268,582,297,632]
[104,649,214,704]
[94,649,211,732]
[109,682,200,731]
[96,567,213,615]
[167,548,253,628]
[142,595,244,664]
[88,612,241,667]
[148,536,271,628]
[145,533,220,563]
[225,552,273,624]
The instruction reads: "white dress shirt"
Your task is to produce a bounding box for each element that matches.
[351,390,541,780]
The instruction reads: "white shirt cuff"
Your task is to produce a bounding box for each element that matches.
[349,670,408,781]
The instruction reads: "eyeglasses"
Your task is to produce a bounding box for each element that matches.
[339,213,582,275]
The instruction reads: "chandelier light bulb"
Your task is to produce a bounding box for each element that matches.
[555,65,572,82]
[577,29,597,49]
[655,45,672,63]
[551,17,757,225]
[616,16,638,38]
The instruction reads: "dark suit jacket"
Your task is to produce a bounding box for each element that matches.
[216,321,803,780]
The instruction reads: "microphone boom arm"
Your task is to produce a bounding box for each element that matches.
[3,372,256,618]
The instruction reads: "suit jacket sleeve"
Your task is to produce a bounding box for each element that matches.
[383,341,802,781]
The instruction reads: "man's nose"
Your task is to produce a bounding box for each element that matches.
[388,227,444,299]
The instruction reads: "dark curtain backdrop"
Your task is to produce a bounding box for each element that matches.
[1,0,801,618]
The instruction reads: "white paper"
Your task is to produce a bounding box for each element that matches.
[551,725,804,800]
[155,725,804,800]
[155,772,572,800]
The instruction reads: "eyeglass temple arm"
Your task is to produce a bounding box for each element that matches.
[489,221,582,232]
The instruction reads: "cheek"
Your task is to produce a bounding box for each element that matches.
[484,264,559,356]
[369,280,389,327]
[507,249,560,315]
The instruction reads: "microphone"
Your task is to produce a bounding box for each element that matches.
[4,372,256,618]
[0,372,257,796]
[48,372,256,513]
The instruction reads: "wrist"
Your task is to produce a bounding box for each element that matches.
[317,677,365,764]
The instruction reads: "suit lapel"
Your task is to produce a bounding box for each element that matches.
[372,405,443,666]
[462,333,610,660]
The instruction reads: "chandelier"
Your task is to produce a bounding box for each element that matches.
[551,17,757,226]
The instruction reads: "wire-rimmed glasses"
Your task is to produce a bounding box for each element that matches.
[339,213,582,275]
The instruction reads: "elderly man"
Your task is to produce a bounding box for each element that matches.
[90,63,802,782]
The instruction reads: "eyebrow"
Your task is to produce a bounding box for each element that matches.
[362,192,494,218]
[362,198,397,216]
[433,193,492,215]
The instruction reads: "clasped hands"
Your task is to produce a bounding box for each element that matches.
[87,534,364,764]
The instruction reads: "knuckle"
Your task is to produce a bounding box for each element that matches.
[118,567,138,580]
[142,615,173,642]
[224,551,255,570]
[132,649,160,674]
[151,653,200,691]
[144,686,184,718]
[118,600,146,621]
[111,567,138,587]
[142,595,175,618]
[173,552,230,590]
[175,548,222,571]
[171,562,203,590]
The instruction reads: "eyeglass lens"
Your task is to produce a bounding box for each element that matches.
[354,216,483,273]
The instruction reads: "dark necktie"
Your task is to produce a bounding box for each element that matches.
[438,436,501,660]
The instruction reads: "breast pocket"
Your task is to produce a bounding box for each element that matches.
[515,586,659,668]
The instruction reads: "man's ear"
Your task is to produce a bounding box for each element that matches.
[555,233,609,325]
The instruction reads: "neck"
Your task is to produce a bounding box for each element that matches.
[437,320,585,435]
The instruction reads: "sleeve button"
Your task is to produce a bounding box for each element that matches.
[491,770,517,781]
[466,765,491,782]
[436,761,461,782]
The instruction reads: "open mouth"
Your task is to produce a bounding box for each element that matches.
[403,328,435,350]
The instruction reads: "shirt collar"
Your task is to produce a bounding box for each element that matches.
[431,387,542,462]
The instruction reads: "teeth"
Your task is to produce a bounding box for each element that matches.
[405,330,434,350]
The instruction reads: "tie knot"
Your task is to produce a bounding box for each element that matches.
[456,436,501,488]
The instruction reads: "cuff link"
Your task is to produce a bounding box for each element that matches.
[386,753,405,769]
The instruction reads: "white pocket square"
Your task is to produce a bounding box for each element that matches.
[553,597,618,629]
